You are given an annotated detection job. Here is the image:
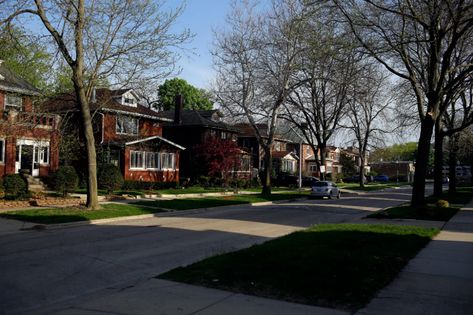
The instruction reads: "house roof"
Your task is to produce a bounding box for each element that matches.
[0,61,40,95]
[125,135,186,150]
[273,150,299,160]
[41,88,172,121]
[159,109,238,132]
[234,123,292,142]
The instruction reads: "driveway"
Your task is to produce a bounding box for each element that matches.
[0,188,413,314]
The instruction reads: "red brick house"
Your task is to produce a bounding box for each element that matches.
[43,88,184,183]
[0,61,60,178]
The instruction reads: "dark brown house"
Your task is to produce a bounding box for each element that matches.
[43,88,184,183]
[161,106,251,181]
[0,61,60,178]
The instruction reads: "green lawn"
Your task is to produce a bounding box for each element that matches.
[132,193,308,210]
[368,186,472,221]
[338,182,409,191]
[159,224,438,312]
[154,186,291,195]
[0,203,164,224]
[368,204,459,221]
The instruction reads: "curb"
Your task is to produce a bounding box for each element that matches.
[15,196,311,231]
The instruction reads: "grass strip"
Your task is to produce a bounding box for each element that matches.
[368,204,459,221]
[132,193,308,210]
[0,203,164,224]
[338,183,409,191]
[159,224,438,312]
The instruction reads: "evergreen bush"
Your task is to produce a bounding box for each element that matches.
[53,166,79,197]
[3,174,28,199]
[98,164,124,194]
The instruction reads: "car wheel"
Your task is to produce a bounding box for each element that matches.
[328,192,333,199]
[337,192,341,199]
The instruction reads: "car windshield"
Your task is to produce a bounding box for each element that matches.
[313,182,329,187]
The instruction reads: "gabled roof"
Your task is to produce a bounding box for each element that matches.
[273,150,299,160]
[125,135,185,150]
[0,61,40,95]
[41,88,172,121]
[159,109,238,132]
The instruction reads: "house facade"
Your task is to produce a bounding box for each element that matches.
[161,104,251,181]
[235,123,297,177]
[43,88,183,183]
[0,61,60,178]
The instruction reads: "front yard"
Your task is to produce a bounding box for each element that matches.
[0,192,308,224]
[159,224,439,312]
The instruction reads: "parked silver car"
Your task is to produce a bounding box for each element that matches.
[310,181,340,199]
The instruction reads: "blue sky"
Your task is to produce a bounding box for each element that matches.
[168,0,232,89]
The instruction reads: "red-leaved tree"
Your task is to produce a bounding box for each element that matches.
[194,137,241,186]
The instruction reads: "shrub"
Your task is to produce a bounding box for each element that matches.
[436,199,450,208]
[98,164,124,194]
[3,174,28,199]
[53,166,79,197]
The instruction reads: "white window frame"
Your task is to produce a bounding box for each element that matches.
[116,115,139,135]
[39,146,49,164]
[130,151,145,169]
[160,153,175,170]
[145,152,160,170]
[0,139,4,163]
[5,95,23,110]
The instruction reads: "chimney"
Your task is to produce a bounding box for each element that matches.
[174,94,183,124]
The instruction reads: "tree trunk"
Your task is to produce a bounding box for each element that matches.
[261,147,272,196]
[359,156,365,188]
[448,134,459,195]
[319,145,326,181]
[411,116,435,207]
[433,121,444,196]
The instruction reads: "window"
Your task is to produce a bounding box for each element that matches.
[124,97,135,105]
[116,115,138,135]
[5,95,23,110]
[282,159,295,173]
[309,164,318,172]
[130,151,144,169]
[0,139,4,163]
[145,152,159,169]
[221,132,227,140]
[240,156,251,172]
[161,153,175,169]
[130,151,175,170]
[39,146,49,164]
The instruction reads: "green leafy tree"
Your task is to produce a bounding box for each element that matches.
[0,28,51,91]
[98,164,124,195]
[370,143,418,163]
[157,78,213,110]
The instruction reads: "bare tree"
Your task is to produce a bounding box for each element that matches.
[1,0,191,209]
[213,0,307,195]
[335,0,473,206]
[435,77,473,195]
[281,10,358,180]
[343,63,393,187]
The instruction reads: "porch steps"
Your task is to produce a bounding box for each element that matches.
[24,175,48,192]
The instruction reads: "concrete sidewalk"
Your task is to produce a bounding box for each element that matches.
[358,201,473,315]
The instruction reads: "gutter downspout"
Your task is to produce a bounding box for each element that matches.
[98,112,104,144]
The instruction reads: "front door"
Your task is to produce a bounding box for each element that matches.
[20,145,33,175]
[15,144,41,176]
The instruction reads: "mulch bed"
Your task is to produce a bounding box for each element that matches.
[0,197,83,211]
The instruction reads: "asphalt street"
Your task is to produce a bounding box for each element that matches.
[0,188,413,314]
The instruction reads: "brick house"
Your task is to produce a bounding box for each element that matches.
[235,123,297,176]
[0,61,60,178]
[43,88,184,183]
[161,104,251,181]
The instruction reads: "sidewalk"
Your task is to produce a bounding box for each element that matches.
[358,200,473,315]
